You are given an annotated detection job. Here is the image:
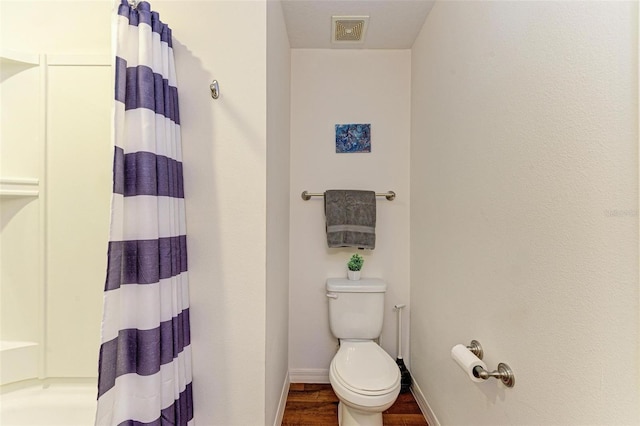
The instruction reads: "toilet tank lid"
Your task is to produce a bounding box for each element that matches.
[326,278,387,293]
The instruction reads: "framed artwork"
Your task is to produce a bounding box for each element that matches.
[335,123,371,153]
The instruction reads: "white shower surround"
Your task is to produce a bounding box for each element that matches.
[0,39,111,385]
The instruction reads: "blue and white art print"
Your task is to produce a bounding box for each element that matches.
[335,123,371,153]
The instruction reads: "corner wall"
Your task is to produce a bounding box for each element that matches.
[266,0,291,424]
[410,2,639,424]
[160,1,268,424]
[158,2,291,423]
[289,49,411,379]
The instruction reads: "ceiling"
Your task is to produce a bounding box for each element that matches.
[281,0,436,49]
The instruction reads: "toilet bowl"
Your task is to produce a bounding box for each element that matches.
[329,340,401,426]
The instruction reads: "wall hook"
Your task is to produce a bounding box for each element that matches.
[210,80,219,99]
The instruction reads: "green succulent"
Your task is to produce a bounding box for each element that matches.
[347,253,364,271]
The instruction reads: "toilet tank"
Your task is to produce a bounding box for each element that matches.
[326,278,387,340]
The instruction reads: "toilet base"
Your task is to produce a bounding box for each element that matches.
[338,401,383,426]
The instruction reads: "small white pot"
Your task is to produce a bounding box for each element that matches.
[347,270,361,281]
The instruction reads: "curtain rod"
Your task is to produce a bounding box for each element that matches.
[301,190,396,201]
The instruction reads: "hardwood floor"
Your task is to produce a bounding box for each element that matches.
[281,383,428,426]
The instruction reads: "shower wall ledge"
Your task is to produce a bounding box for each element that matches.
[0,178,39,198]
[0,341,38,385]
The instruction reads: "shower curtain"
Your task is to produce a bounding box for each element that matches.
[96,1,193,425]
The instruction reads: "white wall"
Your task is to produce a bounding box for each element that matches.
[165,1,293,423]
[410,2,639,425]
[0,0,111,55]
[156,1,270,424]
[289,49,411,379]
[266,0,291,424]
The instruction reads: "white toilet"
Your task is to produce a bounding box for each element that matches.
[326,278,401,426]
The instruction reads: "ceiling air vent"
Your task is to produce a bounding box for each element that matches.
[332,16,369,44]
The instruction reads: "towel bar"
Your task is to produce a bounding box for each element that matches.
[301,190,395,201]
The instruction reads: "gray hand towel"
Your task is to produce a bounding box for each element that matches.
[324,190,376,249]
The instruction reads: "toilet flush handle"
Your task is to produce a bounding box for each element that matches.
[326,293,338,299]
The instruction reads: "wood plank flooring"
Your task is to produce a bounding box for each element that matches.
[282,383,429,426]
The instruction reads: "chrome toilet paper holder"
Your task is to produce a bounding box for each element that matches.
[466,340,515,388]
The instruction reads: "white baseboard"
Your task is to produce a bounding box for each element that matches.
[411,379,440,426]
[288,368,330,384]
[273,372,290,426]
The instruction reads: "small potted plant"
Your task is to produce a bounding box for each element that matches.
[347,253,364,280]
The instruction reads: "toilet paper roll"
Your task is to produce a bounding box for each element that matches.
[451,344,487,383]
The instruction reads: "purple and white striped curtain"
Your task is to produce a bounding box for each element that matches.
[96,1,193,425]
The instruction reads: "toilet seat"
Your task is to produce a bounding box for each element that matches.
[331,341,400,397]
